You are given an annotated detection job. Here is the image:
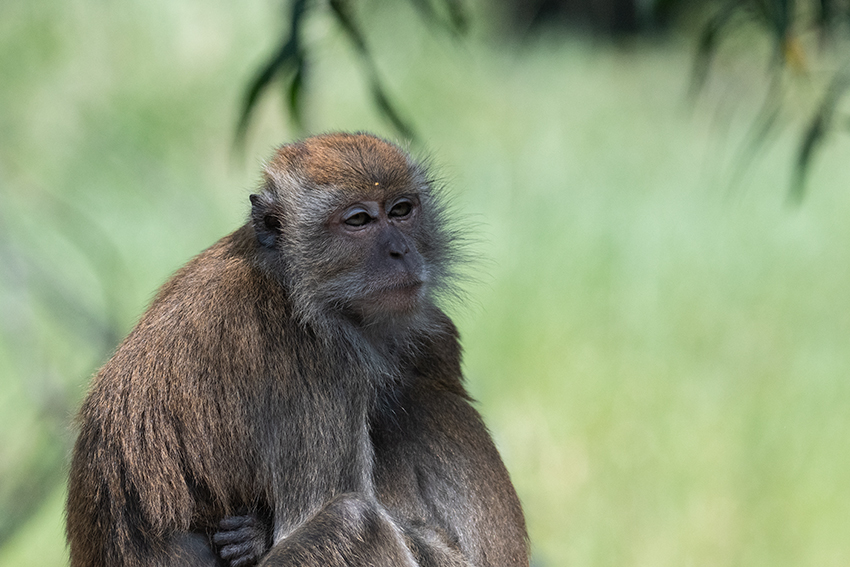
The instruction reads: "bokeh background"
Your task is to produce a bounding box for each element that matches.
[2,0,850,565]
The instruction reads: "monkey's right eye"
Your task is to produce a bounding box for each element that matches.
[343,211,372,227]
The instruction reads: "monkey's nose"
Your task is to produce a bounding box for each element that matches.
[384,229,410,258]
[388,245,409,259]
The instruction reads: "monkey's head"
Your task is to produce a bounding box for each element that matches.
[249,133,460,333]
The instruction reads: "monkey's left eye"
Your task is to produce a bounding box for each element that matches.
[343,211,372,227]
[389,200,413,218]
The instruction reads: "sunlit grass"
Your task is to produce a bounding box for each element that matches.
[2,1,850,566]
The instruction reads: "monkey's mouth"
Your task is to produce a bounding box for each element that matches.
[384,280,423,292]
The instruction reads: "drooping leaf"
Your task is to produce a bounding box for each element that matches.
[368,77,416,140]
[328,0,368,55]
[406,0,469,36]
[287,57,306,130]
[235,0,308,145]
[328,0,417,139]
[690,0,747,99]
[792,65,850,201]
[442,0,469,35]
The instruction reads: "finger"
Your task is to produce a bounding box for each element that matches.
[219,541,254,561]
[218,515,258,530]
[213,526,256,546]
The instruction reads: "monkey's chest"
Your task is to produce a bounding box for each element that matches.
[245,388,375,526]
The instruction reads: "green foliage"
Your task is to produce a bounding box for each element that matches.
[236,0,467,143]
[2,1,850,566]
[691,0,850,199]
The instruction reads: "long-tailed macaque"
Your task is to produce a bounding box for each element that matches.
[66,132,528,567]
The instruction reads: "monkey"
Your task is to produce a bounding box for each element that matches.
[66,132,528,567]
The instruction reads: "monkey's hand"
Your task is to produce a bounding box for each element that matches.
[213,514,271,567]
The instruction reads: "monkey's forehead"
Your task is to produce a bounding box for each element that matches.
[266,133,418,191]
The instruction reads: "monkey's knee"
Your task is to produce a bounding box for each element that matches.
[260,495,417,567]
[322,493,373,523]
[320,494,397,539]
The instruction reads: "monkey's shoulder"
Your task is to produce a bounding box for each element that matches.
[151,227,273,307]
[89,228,294,392]
[134,227,289,331]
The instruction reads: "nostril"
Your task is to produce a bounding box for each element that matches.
[384,229,410,258]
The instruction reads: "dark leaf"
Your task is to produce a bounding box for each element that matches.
[235,42,297,144]
[819,0,833,29]
[329,0,368,55]
[791,65,850,201]
[328,0,417,139]
[690,0,746,99]
[442,0,469,35]
[406,0,469,36]
[726,73,784,188]
[369,78,416,140]
[286,58,305,129]
[235,0,308,145]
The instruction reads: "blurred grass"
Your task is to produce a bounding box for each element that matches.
[2,1,850,566]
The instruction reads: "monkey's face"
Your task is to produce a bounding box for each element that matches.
[251,134,458,330]
[326,194,428,318]
[252,186,433,327]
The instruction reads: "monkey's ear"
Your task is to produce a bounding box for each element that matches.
[250,193,283,248]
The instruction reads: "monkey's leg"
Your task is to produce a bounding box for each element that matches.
[259,493,418,567]
[401,525,470,567]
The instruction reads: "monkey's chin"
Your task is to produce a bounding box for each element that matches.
[359,282,425,320]
[378,282,425,314]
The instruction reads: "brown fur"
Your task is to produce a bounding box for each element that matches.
[66,133,528,567]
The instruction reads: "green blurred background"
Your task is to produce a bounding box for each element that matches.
[2,0,850,565]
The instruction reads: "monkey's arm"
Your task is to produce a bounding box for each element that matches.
[221,495,469,567]
[372,381,530,567]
